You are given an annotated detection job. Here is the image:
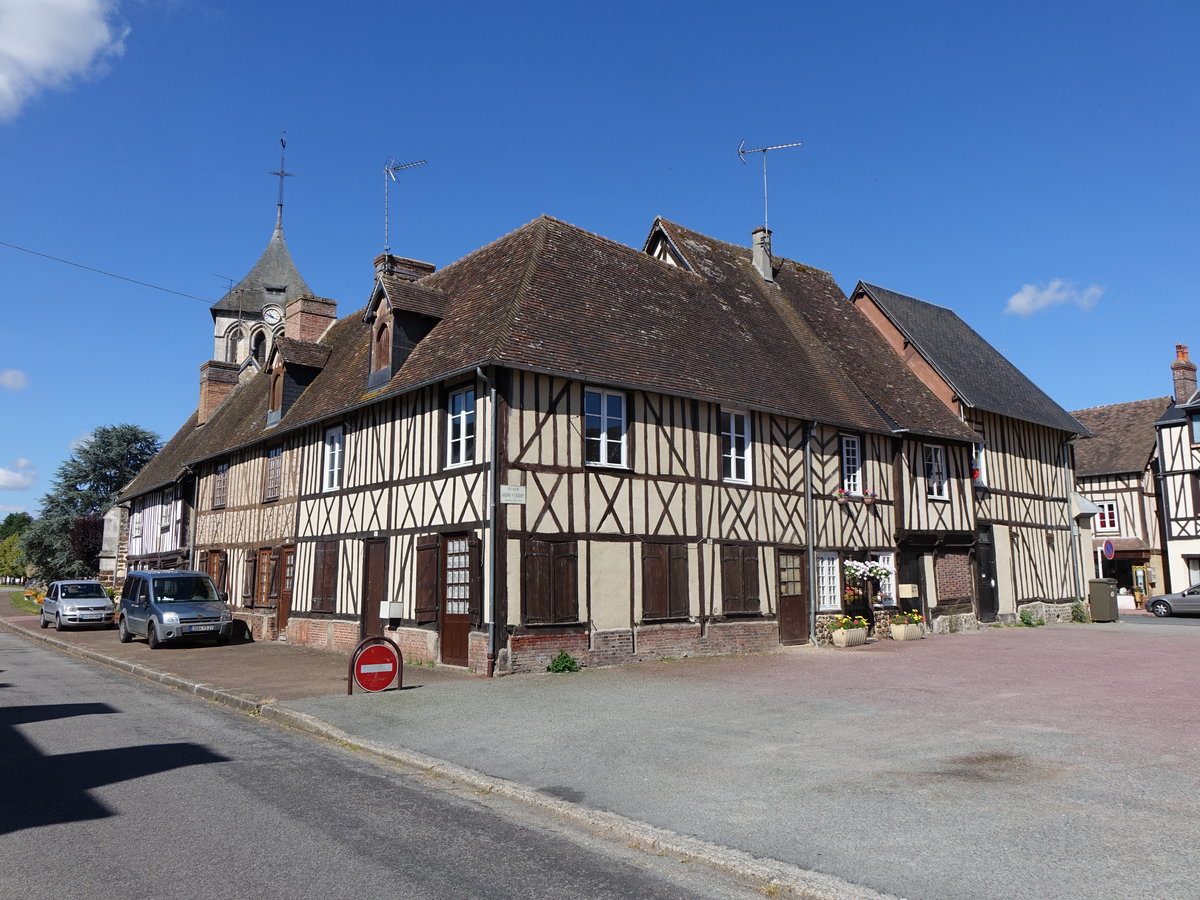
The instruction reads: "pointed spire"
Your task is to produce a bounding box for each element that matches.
[269,132,293,232]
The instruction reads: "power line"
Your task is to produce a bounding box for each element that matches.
[0,239,213,304]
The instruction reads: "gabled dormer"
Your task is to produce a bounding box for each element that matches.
[265,337,330,427]
[364,253,443,391]
[642,217,694,272]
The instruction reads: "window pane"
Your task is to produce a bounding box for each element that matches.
[607,439,622,465]
[607,393,623,422]
[585,390,600,416]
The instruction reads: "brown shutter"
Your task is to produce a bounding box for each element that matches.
[267,547,282,604]
[311,541,337,613]
[216,551,228,595]
[642,542,667,620]
[721,544,743,614]
[552,541,579,623]
[741,546,760,613]
[198,550,209,573]
[242,552,257,600]
[414,534,439,625]
[523,540,552,624]
[668,543,689,618]
[467,535,483,628]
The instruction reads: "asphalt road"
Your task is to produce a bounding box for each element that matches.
[0,631,778,900]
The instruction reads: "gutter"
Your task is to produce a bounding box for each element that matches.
[476,366,500,676]
[804,421,817,643]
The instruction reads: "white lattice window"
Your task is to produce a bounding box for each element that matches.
[584,388,627,468]
[1096,500,1119,533]
[924,445,948,499]
[447,387,476,467]
[159,488,173,530]
[444,538,471,615]
[869,551,896,604]
[841,435,861,494]
[816,552,841,610]
[721,410,751,483]
[212,462,228,508]
[323,426,344,492]
[264,446,282,501]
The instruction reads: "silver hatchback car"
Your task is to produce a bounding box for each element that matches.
[1146,582,1200,617]
[40,580,116,630]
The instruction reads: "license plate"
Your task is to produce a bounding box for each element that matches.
[188,625,216,633]
[81,614,103,620]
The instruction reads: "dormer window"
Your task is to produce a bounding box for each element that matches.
[267,366,284,427]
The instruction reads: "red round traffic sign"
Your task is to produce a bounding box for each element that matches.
[353,643,400,692]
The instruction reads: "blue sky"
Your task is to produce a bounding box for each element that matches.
[2,0,1197,515]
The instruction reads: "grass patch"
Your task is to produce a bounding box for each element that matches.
[5,588,40,615]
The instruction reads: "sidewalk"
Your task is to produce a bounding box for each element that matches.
[4,588,1198,900]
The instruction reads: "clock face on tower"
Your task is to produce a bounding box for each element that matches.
[263,306,282,325]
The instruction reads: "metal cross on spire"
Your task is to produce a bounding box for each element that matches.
[738,139,803,234]
[269,132,294,226]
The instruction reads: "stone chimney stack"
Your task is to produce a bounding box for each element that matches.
[1172,343,1197,404]
[198,360,238,426]
[751,227,774,282]
[373,253,436,282]
[285,295,338,343]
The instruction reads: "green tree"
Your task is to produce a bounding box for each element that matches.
[22,424,161,580]
[0,533,25,580]
[0,512,33,540]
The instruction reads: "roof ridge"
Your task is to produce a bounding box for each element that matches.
[1071,396,1172,414]
[484,216,553,359]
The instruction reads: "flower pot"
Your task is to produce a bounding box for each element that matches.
[836,494,848,505]
[831,627,868,648]
[862,496,875,506]
[890,623,922,641]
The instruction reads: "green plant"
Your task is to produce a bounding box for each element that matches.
[1071,600,1090,623]
[547,650,580,673]
[1036,617,1045,626]
[827,614,869,631]
[890,610,924,626]
[1019,609,1034,627]
[948,616,960,633]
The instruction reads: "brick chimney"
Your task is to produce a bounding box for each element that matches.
[198,360,238,426]
[373,253,436,282]
[285,295,338,343]
[751,227,774,282]
[1172,343,1197,404]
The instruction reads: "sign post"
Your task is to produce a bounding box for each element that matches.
[349,636,403,694]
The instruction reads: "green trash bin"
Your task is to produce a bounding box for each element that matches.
[1088,578,1118,622]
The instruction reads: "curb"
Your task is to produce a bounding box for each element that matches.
[1,616,897,900]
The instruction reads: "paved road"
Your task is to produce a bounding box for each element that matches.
[0,630,775,900]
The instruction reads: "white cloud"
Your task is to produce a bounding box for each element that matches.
[0,465,35,490]
[0,503,29,513]
[0,0,129,121]
[69,431,93,450]
[0,369,28,389]
[1005,279,1103,317]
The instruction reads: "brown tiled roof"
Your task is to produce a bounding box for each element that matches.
[273,337,331,369]
[1071,397,1171,476]
[378,273,446,319]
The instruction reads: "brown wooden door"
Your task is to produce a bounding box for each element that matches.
[255,548,272,607]
[439,535,473,666]
[362,539,386,638]
[777,550,809,644]
[278,547,295,632]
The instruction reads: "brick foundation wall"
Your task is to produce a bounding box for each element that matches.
[285,616,361,653]
[502,620,779,674]
[233,609,278,642]
[934,551,974,617]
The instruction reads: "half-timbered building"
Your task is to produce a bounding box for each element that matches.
[849,282,1091,624]
[1071,396,1171,599]
[1154,344,1200,591]
[120,212,1091,672]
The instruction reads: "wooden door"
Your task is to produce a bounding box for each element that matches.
[439,535,473,666]
[255,548,272,607]
[277,547,294,632]
[777,550,809,644]
[975,525,999,623]
[362,540,386,638]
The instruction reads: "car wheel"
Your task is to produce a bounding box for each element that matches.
[55,614,64,632]
[39,610,49,629]
[147,621,161,649]
[1149,599,1171,618]
[118,617,132,643]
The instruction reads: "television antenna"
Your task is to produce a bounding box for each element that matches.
[738,139,802,233]
[383,157,427,255]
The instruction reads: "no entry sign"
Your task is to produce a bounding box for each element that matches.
[351,638,402,693]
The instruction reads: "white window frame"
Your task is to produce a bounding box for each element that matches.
[446,386,476,468]
[816,552,841,610]
[1095,500,1119,534]
[841,435,861,494]
[869,551,896,605]
[159,488,173,530]
[323,425,344,492]
[264,446,283,501]
[720,409,752,484]
[131,509,143,539]
[972,443,987,488]
[212,462,229,509]
[584,388,627,468]
[924,445,948,499]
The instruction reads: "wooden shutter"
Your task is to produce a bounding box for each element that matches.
[741,546,760,613]
[642,543,668,620]
[216,551,228,595]
[414,534,439,624]
[523,540,552,624]
[668,543,689,618]
[198,550,210,573]
[551,541,578,623]
[721,544,744,614]
[242,552,257,600]
[467,535,483,628]
[311,541,336,613]
[267,547,282,604]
